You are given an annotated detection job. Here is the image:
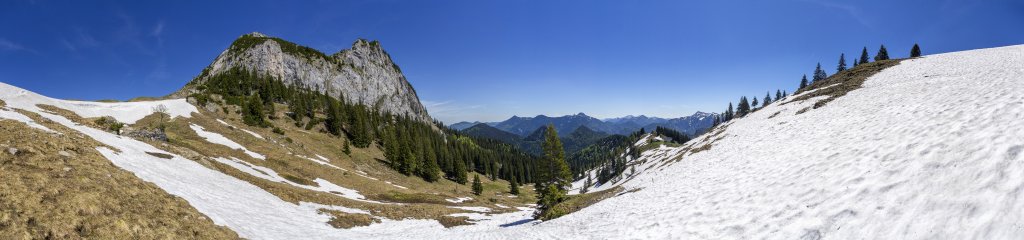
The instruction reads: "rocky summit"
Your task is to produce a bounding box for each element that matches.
[176,32,430,122]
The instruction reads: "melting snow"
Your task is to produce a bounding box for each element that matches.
[190,124,265,160]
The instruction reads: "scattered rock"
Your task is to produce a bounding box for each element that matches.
[59,150,73,157]
[7,147,17,155]
[122,126,169,142]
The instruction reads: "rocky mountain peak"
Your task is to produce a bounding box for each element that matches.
[178,33,430,122]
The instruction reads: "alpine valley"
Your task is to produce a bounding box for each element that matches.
[3,28,1024,240]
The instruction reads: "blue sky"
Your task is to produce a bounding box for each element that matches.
[1,0,1021,123]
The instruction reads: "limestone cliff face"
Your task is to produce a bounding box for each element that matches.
[179,32,430,122]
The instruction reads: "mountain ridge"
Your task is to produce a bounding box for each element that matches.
[174,32,431,122]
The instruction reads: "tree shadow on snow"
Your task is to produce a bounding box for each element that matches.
[500,218,534,227]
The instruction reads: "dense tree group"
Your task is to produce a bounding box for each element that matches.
[193,67,538,185]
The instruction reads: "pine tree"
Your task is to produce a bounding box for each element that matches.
[737,97,750,117]
[874,44,889,61]
[534,124,571,218]
[799,75,809,89]
[242,93,267,127]
[751,97,759,108]
[837,53,847,72]
[472,174,483,196]
[910,43,921,58]
[509,176,520,195]
[764,92,773,106]
[859,47,870,64]
[343,139,351,155]
[582,174,592,194]
[776,90,783,100]
[783,90,788,97]
[325,99,343,135]
[452,159,468,184]
[725,103,734,121]
[813,63,827,83]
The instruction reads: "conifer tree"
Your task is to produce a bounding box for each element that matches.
[751,97,759,108]
[783,90,788,97]
[799,75,809,89]
[776,90,783,100]
[510,176,520,195]
[343,139,351,155]
[910,43,922,58]
[452,159,468,184]
[874,44,889,61]
[837,53,847,72]
[853,60,858,67]
[813,63,827,83]
[859,47,870,64]
[472,174,483,196]
[725,103,734,121]
[534,124,571,218]
[737,97,750,117]
[242,93,267,127]
[764,92,773,106]
[582,174,592,194]
[325,99,343,135]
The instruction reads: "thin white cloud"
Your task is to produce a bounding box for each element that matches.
[422,100,484,123]
[797,0,872,29]
[150,20,165,37]
[0,38,25,51]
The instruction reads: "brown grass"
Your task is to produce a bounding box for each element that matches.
[320,210,379,229]
[790,59,903,109]
[538,186,624,220]
[0,115,238,239]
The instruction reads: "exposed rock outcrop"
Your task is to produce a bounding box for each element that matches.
[176,32,430,122]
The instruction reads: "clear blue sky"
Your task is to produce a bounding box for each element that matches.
[1,0,1021,123]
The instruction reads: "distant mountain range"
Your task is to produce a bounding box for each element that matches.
[451,111,718,137]
[461,123,610,156]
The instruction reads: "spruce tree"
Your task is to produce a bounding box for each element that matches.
[737,97,750,117]
[343,139,351,155]
[472,174,483,196]
[874,44,889,61]
[813,63,827,83]
[837,53,847,72]
[783,90,788,97]
[509,176,520,195]
[751,97,759,108]
[325,99,343,135]
[725,103,734,121]
[799,75,809,89]
[534,124,571,218]
[859,47,870,64]
[764,92,772,106]
[776,90,783,100]
[910,43,921,58]
[452,159,468,184]
[242,93,267,127]
[582,174,592,194]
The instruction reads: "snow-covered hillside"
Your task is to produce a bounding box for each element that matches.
[2,44,1023,239]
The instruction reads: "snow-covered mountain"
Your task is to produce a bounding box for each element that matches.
[2,43,1023,239]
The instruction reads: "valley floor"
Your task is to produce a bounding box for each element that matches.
[2,44,1023,239]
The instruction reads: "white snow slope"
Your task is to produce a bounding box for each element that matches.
[1,44,1023,239]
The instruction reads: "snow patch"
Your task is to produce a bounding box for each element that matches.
[190,124,265,160]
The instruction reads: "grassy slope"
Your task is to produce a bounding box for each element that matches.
[0,112,237,239]
[147,102,538,228]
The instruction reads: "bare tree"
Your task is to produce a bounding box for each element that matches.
[153,104,169,131]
